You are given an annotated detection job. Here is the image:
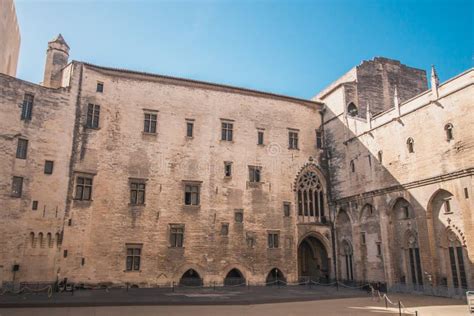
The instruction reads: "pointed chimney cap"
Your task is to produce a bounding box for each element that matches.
[49,33,70,49]
[431,65,439,86]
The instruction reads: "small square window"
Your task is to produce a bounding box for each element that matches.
[224,162,232,177]
[220,223,229,236]
[257,130,264,145]
[32,200,38,210]
[16,138,28,159]
[11,176,23,197]
[283,202,291,217]
[234,210,244,223]
[44,160,54,174]
[96,82,104,93]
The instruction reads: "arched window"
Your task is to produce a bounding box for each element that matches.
[224,268,246,286]
[407,137,414,153]
[406,232,423,286]
[347,103,358,117]
[30,232,35,248]
[47,233,52,248]
[444,123,453,141]
[55,232,61,248]
[446,231,467,289]
[266,268,286,285]
[38,232,44,248]
[377,151,383,163]
[342,240,354,281]
[297,170,325,222]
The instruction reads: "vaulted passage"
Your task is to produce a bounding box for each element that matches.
[179,269,202,286]
[224,268,246,286]
[298,236,329,282]
[265,268,286,286]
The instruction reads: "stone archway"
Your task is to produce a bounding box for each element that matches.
[298,235,330,283]
[179,269,203,286]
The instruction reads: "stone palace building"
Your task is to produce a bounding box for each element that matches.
[0,23,472,294]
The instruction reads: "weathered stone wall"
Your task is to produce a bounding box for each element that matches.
[320,66,474,289]
[0,71,78,284]
[0,0,21,77]
[58,63,324,286]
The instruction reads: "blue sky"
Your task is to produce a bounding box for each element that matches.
[15,0,473,99]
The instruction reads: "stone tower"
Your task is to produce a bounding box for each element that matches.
[42,34,69,88]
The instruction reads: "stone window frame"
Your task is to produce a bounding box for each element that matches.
[186,118,194,138]
[443,198,453,214]
[11,176,23,198]
[220,223,229,236]
[248,165,262,183]
[224,161,233,178]
[20,93,34,121]
[267,230,280,249]
[169,224,185,248]
[125,243,142,272]
[283,202,291,217]
[86,103,100,129]
[221,119,234,142]
[44,160,54,175]
[143,109,158,134]
[96,81,104,93]
[257,128,265,146]
[234,209,244,223]
[129,178,147,206]
[182,180,202,207]
[288,128,299,150]
[16,138,28,159]
[73,172,94,201]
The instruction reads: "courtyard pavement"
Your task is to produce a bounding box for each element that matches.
[0,285,468,315]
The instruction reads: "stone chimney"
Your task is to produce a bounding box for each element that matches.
[42,34,69,88]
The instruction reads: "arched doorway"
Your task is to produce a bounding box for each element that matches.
[179,269,203,286]
[265,268,286,286]
[224,268,246,286]
[298,235,329,283]
[336,209,354,282]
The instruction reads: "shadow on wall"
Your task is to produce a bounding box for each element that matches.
[325,100,472,299]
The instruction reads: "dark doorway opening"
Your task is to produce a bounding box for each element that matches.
[224,268,246,286]
[298,235,330,283]
[265,268,286,286]
[179,269,203,286]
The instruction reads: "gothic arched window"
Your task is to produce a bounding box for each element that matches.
[444,123,453,141]
[407,137,414,153]
[297,170,325,222]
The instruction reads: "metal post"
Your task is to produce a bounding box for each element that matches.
[385,296,388,309]
[398,300,401,316]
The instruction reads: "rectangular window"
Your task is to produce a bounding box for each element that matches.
[74,176,93,200]
[144,113,157,133]
[130,181,146,205]
[170,225,184,247]
[464,188,469,199]
[32,200,38,210]
[186,121,194,137]
[376,242,382,256]
[125,244,142,271]
[443,199,452,213]
[361,232,366,245]
[44,160,54,174]
[184,183,200,206]
[234,210,244,223]
[86,104,100,128]
[21,94,34,121]
[248,166,261,183]
[289,131,299,149]
[11,176,23,197]
[96,82,104,93]
[16,138,28,159]
[368,155,372,167]
[224,161,232,177]
[268,232,279,248]
[316,130,323,149]
[283,202,291,217]
[221,121,233,141]
[257,130,264,145]
[220,223,229,236]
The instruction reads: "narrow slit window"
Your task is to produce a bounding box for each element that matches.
[16,138,28,159]
[86,104,100,128]
[21,94,34,121]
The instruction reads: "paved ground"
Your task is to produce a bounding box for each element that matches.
[0,285,468,315]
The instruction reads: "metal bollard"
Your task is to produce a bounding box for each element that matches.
[385,296,388,309]
[398,300,401,316]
